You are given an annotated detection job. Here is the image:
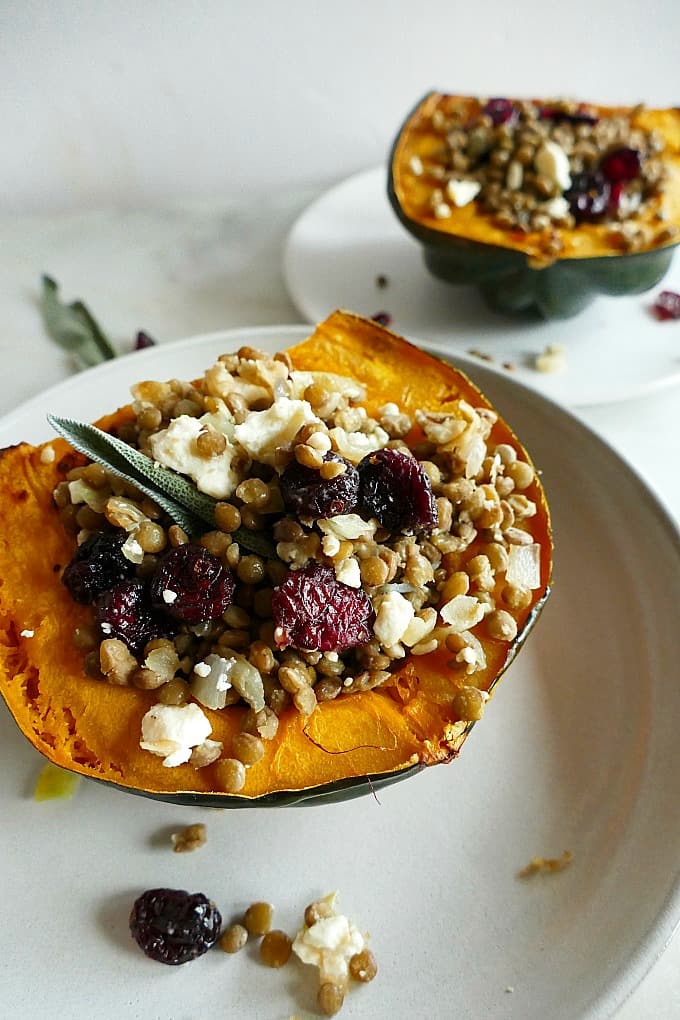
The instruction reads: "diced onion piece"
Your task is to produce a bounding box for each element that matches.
[440,594,486,632]
[190,653,234,710]
[228,656,266,713]
[506,543,541,590]
[318,515,377,540]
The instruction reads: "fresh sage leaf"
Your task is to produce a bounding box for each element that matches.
[47,414,276,557]
[40,275,118,368]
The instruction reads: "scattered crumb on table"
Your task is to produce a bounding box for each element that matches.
[519,849,574,878]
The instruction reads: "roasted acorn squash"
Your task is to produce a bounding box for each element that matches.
[0,311,552,805]
[388,93,680,318]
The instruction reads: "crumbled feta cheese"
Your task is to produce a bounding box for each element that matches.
[20,629,34,638]
[39,444,56,465]
[373,591,416,647]
[409,154,424,176]
[317,514,377,541]
[440,594,486,632]
[234,398,318,466]
[292,895,366,988]
[329,425,390,464]
[534,344,566,373]
[100,622,112,635]
[149,414,241,498]
[162,589,178,604]
[334,557,361,588]
[121,533,144,564]
[434,201,452,219]
[534,141,572,191]
[543,196,570,219]
[193,661,212,678]
[140,703,212,768]
[379,402,400,417]
[446,178,482,207]
[618,190,642,217]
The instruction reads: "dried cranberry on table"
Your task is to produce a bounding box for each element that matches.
[371,311,392,327]
[133,330,156,350]
[359,448,438,534]
[150,544,235,623]
[61,530,136,604]
[653,290,680,320]
[280,452,359,521]
[129,888,222,965]
[95,578,171,654]
[272,563,375,652]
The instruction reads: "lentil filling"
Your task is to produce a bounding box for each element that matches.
[403,95,676,257]
[53,339,546,779]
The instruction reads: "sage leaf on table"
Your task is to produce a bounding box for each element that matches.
[48,415,276,557]
[40,275,118,369]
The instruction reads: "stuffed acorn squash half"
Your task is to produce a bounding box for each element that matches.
[389,93,680,318]
[0,311,552,806]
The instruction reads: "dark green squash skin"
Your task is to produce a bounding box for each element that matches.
[387,98,678,320]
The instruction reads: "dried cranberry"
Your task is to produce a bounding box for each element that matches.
[482,98,516,126]
[134,330,156,350]
[564,171,611,222]
[62,530,136,604]
[653,290,680,320]
[130,888,222,965]
[272,563,375,652]
[538,105,598,125]
[608,180,625,211]
[600,147,641,182]
[95,579,170,654]
[280,452,359,521]
[371,311,392,327]
[359,448,438,534]
[150,544,235,623]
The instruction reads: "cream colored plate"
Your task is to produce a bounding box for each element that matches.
[1,326,679,1019]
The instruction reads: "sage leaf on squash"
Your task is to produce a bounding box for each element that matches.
[47,415,275,557]
[40,275,117,368]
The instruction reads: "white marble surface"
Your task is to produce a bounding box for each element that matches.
[3,0,680,214]
[0,197,679,1018]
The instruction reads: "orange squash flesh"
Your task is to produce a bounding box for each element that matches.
[0,311,552,803]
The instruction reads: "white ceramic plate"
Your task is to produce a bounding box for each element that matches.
[1,326,679,1020]
[283,167,680,408]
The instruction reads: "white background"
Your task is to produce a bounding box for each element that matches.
[2,0,679,214]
